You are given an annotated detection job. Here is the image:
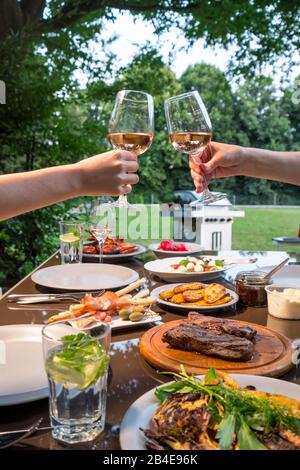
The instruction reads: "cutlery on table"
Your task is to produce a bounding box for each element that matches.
[0,418,50,449]
[7,290,105,304]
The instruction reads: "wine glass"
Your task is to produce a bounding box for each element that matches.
[108,90,154,209]
[89,201,115,263]
[164,90,226,205]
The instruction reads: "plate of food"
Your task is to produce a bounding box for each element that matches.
[47,278,161,330]
[139,313,293,377]
[120,368,300,450]
[144,256,228,282]
[152,282,238,311]
[149,240,204,259]
[83,236,146,261]
[31,263,139,291]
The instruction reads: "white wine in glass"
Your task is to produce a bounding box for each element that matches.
[108,90,154,208]
[108,132,153,155]
[169,132,212,154]
[165,91,226,205]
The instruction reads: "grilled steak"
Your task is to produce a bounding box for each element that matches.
[162,323,254,361]
[187,312,257,341]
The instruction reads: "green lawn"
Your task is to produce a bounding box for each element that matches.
[232,207,300,251]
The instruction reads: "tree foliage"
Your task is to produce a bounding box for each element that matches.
[0,1,300,284]
[0,1,299,72]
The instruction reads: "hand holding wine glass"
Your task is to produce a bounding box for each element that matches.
[108,90,154,208]
[164,90,227,205]
[189,141,245,193]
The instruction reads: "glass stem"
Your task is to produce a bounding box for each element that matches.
[191,153,212,198]
[99,240,104,264]
[202,172,211,198]
[117,194,128,207]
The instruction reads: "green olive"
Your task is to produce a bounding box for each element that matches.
[129,312,144,322]
[119,310,131,320]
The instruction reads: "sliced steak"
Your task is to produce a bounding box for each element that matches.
[187,312,257,340]
[162,323,254,361]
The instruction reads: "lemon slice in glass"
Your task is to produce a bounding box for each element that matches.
[59,233,81,243]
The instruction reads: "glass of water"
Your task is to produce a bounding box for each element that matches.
[59,221,84,264]
[42,322,111,444]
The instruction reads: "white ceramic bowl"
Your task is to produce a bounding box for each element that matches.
[265,285,300,320]
[144,256,227,282]
[148,242,204,259]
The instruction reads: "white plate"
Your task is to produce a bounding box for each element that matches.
[148,243,204,259]
[120,374,300,450]
[152,283,239,311]
[69,311,162,331]
[83,243,147,261]
[144,256,227,282]
[0,325,48,406]
[31,264,139,291]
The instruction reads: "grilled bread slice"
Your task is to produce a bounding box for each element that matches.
[159,288,176,300]
[169,293,185,304]
[204,283,227,304]
[182,289,205,303]
[173,282,207,294]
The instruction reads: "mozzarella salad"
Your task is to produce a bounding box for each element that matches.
[167,257,225,273]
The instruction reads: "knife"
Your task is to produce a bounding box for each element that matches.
[0,426,51,437]
[7,290,104,303]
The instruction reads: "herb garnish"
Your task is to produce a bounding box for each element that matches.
[155,366,300,450]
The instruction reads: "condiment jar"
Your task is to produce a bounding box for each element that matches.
[236,271,273,307]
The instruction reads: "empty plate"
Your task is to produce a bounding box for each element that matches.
[0,325,48,406]
[31,263,139,291]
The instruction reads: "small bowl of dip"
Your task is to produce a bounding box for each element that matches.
[265,285,300,320]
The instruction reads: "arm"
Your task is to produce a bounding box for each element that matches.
[0,150,138,221]
[189,142,300,192]
[241,147,300,184]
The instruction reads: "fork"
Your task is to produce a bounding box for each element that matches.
[0,418,45,449]
[8,290,105,304]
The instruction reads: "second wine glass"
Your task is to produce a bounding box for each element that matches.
[108,90,154,209]
[89,200,115,263]
[164,90,226,205]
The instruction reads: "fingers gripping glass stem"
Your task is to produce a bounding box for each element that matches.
[190,153,226,206]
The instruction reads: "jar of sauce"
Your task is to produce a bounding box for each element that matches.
[236,271,273,307]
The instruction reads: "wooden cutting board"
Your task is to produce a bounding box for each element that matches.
[140,319,293,377]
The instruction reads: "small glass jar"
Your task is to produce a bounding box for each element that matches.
[236,271,273,307]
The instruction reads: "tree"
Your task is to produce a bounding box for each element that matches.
[0,1,299,72]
